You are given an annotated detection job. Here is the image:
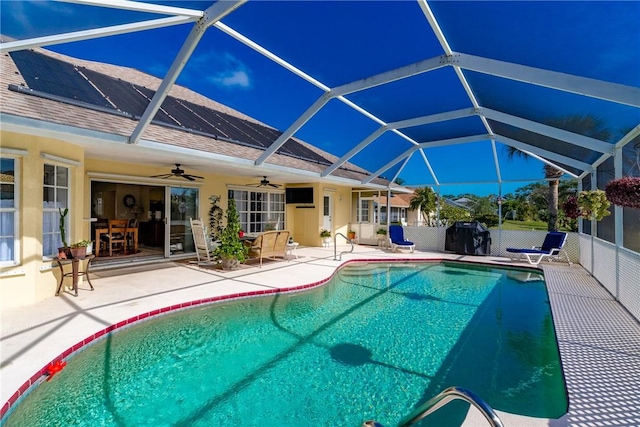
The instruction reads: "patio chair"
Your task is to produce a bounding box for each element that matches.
[389,225,415,253]
[506,231,571,265]
[189,218,217,266]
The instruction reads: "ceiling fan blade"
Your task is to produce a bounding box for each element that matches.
[182,175,196,181]
[268,183,280,188]
[188,174,204,180]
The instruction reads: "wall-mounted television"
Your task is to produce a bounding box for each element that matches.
[285,187,314,204]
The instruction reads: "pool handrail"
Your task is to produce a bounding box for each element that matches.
[364,386,504,427]
[397,386,504,427]
[333,232,354,261]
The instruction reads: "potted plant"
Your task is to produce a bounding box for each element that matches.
[376,227,388,248]
[57,208,71,259]
[347,229,356,240]
[577,189,611,221]
[605,177,640,209]
[320,229,331,247]
[70,239,93,259]
[69,240,91,259]
[213,198,247,270]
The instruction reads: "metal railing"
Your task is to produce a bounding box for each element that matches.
[364,386,503,427]
[333,232,354,261]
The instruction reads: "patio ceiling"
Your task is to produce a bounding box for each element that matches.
[1,0,639,193]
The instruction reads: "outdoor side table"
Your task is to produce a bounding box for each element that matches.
[53,255,95,297]
[286,242,299,260]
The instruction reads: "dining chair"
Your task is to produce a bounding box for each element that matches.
[101,219,129,256]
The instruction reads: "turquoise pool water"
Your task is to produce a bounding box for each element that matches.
[3,261,567,426]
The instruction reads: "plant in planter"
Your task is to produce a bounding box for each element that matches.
[70,240,93,259]
[347,229,356,240]
[376,227,387,236]
[577,189,611,221]
[69,240,92,259]
[320,229,331,247]
[605,177,640,209]
[57,208,71,258]
[208,195,224,242]
[562,196,581,219]
[213,198,247,270]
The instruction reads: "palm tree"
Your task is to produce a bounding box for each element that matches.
[506,114,611,231]
[408,187,437,226]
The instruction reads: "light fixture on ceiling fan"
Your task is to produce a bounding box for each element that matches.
[248,176,281,188]
[149,164,203,181]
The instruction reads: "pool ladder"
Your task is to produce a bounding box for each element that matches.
[364,386,504,427]
[333,232,354,261]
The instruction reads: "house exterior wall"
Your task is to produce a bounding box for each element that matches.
[1,133,356,309]
[1,131,86,309]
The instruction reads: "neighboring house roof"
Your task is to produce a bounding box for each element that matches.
[454,197,473,206]
[443,198,472,211]
[0,45,390,187]
[373,195,410,209]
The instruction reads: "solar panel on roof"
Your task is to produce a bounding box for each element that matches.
[10,49,335,167]
[160,96,219,135]
[181,101,261,145]
[79,67,148,117]
[10,50,113,109]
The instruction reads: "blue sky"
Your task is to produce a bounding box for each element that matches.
[2,1,639,197]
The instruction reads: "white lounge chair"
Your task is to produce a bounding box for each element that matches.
[506,232,571,265]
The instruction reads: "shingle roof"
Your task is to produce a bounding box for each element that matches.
[1,45,389,186]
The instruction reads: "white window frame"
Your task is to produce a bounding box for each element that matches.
[229,188,285,234]
[0,156,20,267]
[357,198,373,223]
[42,163,70,259]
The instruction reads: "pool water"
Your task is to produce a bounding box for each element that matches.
[3,262,567,426]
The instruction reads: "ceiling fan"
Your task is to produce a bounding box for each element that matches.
[150,164,203,181]
[248,176,281,188]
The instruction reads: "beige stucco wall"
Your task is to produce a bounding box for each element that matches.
[1,132,356,309]
[1,131,86,309]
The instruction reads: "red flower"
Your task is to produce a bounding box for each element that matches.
[562,196,581,219]
[605,177,640,209]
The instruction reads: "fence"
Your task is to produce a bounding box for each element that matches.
[398,226,638,322]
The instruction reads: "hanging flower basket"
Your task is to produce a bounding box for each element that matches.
[577,189,611,221]
[605,177,640,209]
[562,196,581,219]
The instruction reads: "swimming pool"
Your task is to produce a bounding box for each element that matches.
[3,261,567,426]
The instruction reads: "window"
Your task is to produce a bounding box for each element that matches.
[0,157,18,266]
[229,189,285,233]
[358,199,370,223]
[43,164,69,257]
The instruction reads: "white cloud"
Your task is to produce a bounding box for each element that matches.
[187,51,252,90]
[209,70,250,89]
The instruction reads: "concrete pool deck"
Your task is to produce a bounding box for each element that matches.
[2,245,639,425]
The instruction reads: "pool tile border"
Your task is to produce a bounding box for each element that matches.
[0,257,542,421]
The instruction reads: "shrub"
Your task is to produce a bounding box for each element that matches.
[473,214,499,228]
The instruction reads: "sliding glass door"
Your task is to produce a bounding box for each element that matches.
[167,186,199,256]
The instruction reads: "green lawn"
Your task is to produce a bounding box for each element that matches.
[497,220,549,231]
